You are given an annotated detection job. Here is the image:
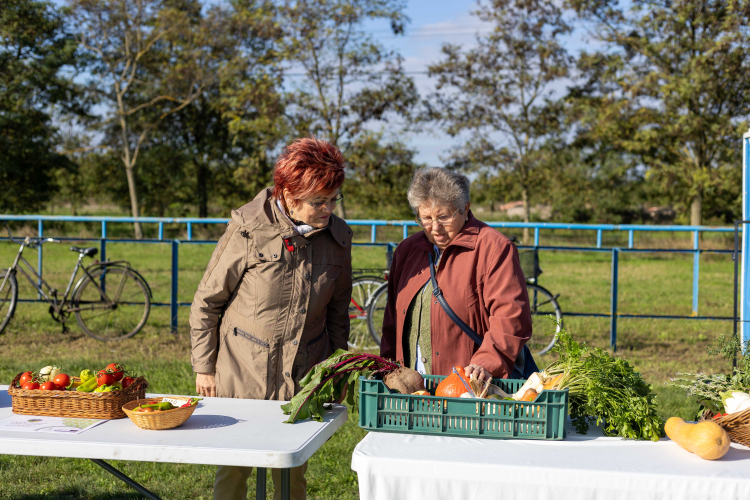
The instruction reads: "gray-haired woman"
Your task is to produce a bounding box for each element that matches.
[380,167,535,381]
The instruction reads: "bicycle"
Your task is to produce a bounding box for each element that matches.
[348,269,387,351]
[365,240,563,356]
[0,223,152,341]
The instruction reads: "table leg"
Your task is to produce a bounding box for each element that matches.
[90,459,163,500]
[280,468,290,500]
[256,467,267,500]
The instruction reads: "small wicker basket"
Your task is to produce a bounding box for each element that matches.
[122,397,198,430]
[709,407,750,448]
[8,373,148,419]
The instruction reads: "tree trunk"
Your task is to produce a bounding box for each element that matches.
[336,197,347,219]
[197,161,209,218]
[522,188,530,243]
[690,192,702,227]
[124,162,143,239]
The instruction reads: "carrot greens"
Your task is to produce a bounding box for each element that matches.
[544,330,664,441]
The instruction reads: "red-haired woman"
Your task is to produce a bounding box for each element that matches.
[190,137,352,500]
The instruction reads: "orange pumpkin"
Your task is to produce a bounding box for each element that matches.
[435,366,471,398]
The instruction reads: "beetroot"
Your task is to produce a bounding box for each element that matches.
[384,366,425,394]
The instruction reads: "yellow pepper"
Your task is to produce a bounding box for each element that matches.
[76,376,98,392]
[80,369,94,382]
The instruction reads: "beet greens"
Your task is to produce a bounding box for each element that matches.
[281,349,399,423]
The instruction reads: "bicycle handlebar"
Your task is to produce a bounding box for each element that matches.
[3,222,23,245]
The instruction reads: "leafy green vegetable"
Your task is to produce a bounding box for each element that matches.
[669,334,750,418]
[281,350,399,423]
[545,330,664,441]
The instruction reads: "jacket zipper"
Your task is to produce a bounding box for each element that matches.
[234,327,270,348]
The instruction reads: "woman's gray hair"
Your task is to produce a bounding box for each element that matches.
[407,167,471,215]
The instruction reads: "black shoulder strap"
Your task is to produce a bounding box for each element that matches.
[428,252,483,347]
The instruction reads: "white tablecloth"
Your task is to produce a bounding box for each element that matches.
[0,386,347,468]
[351,421,750,500]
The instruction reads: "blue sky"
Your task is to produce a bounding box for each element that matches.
[362,0,491,165]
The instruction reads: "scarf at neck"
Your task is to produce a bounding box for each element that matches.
[276,200,315,235]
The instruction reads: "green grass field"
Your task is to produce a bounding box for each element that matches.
[0,233,736,499]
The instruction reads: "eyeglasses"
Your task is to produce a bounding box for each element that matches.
[416,207,460,228]
[307,193,344,210]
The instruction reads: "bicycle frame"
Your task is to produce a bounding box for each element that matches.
[350,297,367,320]
[3,238,126,315]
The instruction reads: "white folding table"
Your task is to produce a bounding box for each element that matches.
[0,386,347,499]
[351,421,750,500]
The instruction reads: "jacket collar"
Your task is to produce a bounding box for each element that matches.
[413,210,480,253]
[234,187,348,248]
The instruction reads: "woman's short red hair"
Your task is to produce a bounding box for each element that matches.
[272,137,345,201]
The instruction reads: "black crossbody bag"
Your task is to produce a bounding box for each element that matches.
[428,252,538,380]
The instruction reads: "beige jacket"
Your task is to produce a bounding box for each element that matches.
[190,188,352,401]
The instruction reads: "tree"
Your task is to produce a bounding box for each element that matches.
[142,0,286,217]
[0,0,82,213]
[69,0,219,237]
[281,0,419,217]
[425,0,572,241]
[344,132,423,219]
[569,0,750,226]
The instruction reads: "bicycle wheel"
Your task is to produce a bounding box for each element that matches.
[0,270,18,334]
[73,267,150,341]
[526,283,562,356]
[348,276,385,350]
[366,282,389,348]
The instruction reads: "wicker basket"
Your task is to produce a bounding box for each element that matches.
[708,407,750,448]
[8,373,148,419]
[122,397,198,430]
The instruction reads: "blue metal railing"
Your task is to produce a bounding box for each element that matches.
[0,215,740,349]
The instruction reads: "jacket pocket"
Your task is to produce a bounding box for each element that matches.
[215,324,271,399]
[235,327,270,348]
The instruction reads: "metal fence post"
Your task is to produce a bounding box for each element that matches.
[743,130,750,347]
[37,220,43,299]
[100,221,107,263]
[402,224,408,240]
[692,230,700,316]
[610,248,619,351]
[159,222,164,240]
[628,230,634,249]
[534,228,539,247]
[371,224,377,244]
[597,229,602,248]
[171,240,179,333]
[187,222,192,241]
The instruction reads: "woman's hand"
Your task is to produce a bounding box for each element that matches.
[196,372,216,397]
[464,364,492,383]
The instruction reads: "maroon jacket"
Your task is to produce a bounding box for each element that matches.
[380,211,532,378]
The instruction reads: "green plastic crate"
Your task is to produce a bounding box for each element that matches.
[358,375,568,440]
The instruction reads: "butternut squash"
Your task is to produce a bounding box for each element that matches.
[664,417,730,460]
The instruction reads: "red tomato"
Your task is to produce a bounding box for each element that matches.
[105,363,125,382]
[40,381,57,391]
[53,373,70,389]
[97,371,116,387]
[22,381,40,390]
[121,376,134,389]
[19,372,34,385]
